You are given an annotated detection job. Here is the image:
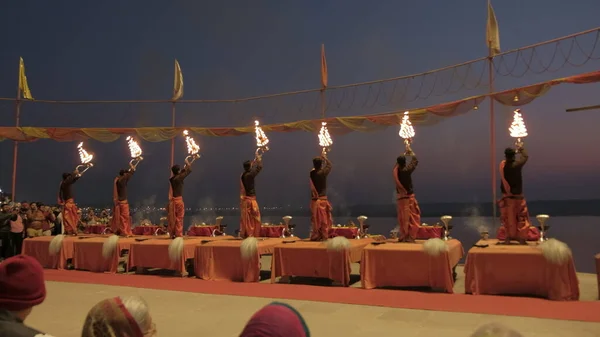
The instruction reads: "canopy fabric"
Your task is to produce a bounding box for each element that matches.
[0,71,598,143]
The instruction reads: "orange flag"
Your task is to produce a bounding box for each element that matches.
[320,44,328,89]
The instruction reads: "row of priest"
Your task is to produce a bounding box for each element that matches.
[57,110,536,244]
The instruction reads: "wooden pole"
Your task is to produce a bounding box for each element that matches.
[488,48,497,226]
[565,104,600,112]
[170,102,175,168]
[11,59,22,201]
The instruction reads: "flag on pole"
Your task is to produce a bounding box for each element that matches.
[172,59,184,101]
[486,0,501,56]
[18,57,34,100]
[320,44,328,89]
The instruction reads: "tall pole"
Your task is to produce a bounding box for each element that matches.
[488,48,497,226]
[11,62,22,201]
[170,102,175,168]
[320,90,325,119]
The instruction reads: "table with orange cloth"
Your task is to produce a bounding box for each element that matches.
[464,239,580,301]
[595,253,600,299]
[195,238,284,282]
[83,225,109,234]
[416,226,443,239]
[260,225,286,238]
[328,226,359,239]
[132,225,162,236]
[270,238,372,286]
[187,225,219,236]
[128,236,232,276]
[72,236,142,273]
[22,235,79,270]
[361,239,463,293]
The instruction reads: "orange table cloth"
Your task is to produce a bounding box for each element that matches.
[361,239,464,293]
[132,225,163,236]
[128,236,232,275]
[416,226,443,239]
[187,225,219,236]
[83,225,109,234]
[260,225,286,238]
[195,238,284,282]
[73,236,141,273]
[464,239,580,301]
[595,253,600,299]
[270,238,372,286]
[22,235,78,270]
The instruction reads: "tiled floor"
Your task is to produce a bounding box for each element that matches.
[25,255,600,337]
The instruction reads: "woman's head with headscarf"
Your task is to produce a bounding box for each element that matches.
[240,302,310,337]
[470,323,523,337]
[82,296,155,337]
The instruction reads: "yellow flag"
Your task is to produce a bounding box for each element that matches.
[486,0,501,56]
[320,44,328,89]
[172,59,184,101]
[19,57,34,100]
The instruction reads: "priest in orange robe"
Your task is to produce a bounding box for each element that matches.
[240,155,263,238]
[110,166,135,236]
[167,163,193,238]
[58,171,82,235]
[309,155,333,241]
[498,146,538,244]
[393,148,421,242]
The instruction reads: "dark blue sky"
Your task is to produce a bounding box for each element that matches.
[0,0,599,208]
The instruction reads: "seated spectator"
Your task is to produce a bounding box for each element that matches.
[239,302,310,337]
[0,255,52,337]
[25,203,55,238]
[81,296,155,337]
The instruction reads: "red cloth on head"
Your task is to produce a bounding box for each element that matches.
[240,302,310,337]
[0,255,46,311]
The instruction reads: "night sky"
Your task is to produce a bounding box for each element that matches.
[0,0,599,209]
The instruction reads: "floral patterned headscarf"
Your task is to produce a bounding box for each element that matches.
[239,302,310,337]
[81,297,146,337]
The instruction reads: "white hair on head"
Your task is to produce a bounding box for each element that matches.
[49,234,66,256]
[120,296,151,333]
[168,237,184,263]
[240,237,258,260]
[326,236,350,252]
[470,323,523,337]
[423,238,448,257]
[539,238,572,265]
[102,235,120,259]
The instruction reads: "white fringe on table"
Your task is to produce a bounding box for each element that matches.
[326,236,350,252]
[423,238,449,257]
[539,238,572,265]
[102,235,120,259]
[240,237,259,260]
[48,235,65,256]
[168,237,184,263]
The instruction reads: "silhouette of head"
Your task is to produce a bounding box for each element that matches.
[243,160,252,171]
[62,172,71,180]
[171,165,181,175]
[504,148,516,161]
[119,169,126,176]
[396,156,406,167]
[312,157,322,170]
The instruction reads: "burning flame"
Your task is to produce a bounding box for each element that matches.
[126,136,142,158]
[254,120,269,148]
[399,111,415,139]
[509,109,528,138]
[77,142,93,164]
[318,122,333,148]
[183,130,199,155]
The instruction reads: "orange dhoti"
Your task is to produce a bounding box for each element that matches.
[310,197,333,241]
[240,196,261,238]
[110,201,132,236]
[497,196,538,241]
[62,199,79,235]
[396,195,421,241]
[167,196,185,238]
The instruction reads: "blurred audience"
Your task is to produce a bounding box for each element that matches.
[82,296,155,337]
[26,203,55,238]
[0,255,52,337]
[239,302,310,337]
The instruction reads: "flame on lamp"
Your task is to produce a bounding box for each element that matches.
[509,109,528,139]
[399,111,415,142]
[254,120,269,148]
[318,122,333,148]
[77,142,93,164]
[126,136,142,158]
[183,130,199,155]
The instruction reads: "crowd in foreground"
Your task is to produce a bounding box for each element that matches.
[0,255,526,337]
